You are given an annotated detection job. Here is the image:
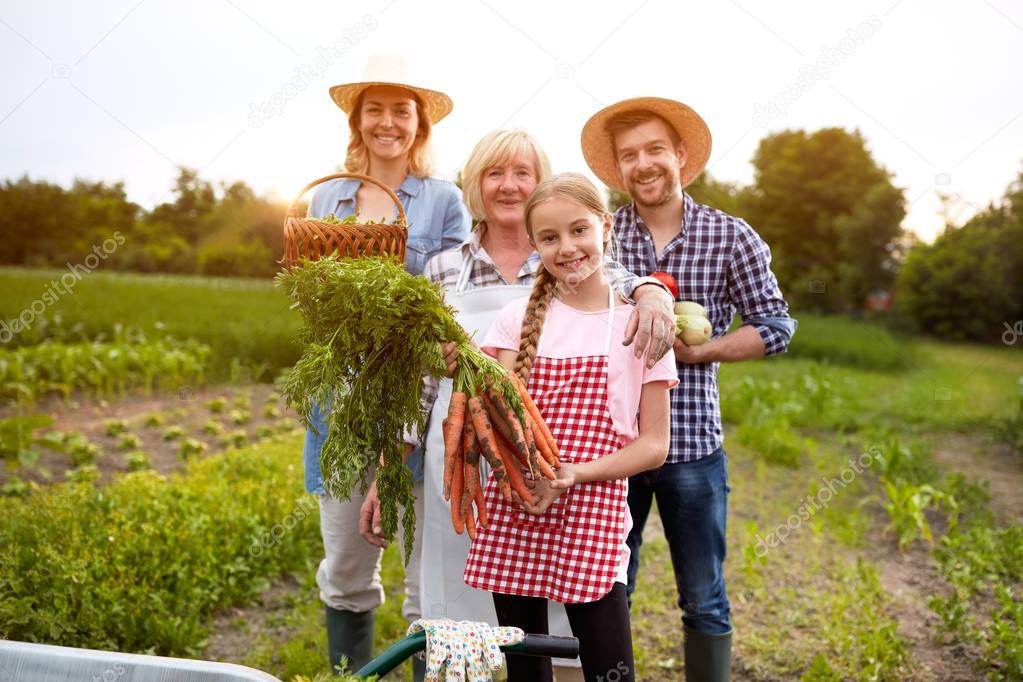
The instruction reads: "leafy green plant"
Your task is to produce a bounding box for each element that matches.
[0,439,321,657]
[201,419,225,436]
[1,475,36,498]
[125,450,150,471]
[880,479,945,549]
[143,412,166,428]
[205,397,227,414]
[178,438,208,459]
[103,419,127,437]
[0,415,53,469]
[0,336,210,405]
[66,434,100,466]
[263,404,281,419]
[220,429,247,449]
[117,433,142,451]
[162,425,185,441]
[66,463,99,484]
[229,409,250,426]
[255,425,275,439]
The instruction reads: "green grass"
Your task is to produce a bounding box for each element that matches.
[0,267,300,381]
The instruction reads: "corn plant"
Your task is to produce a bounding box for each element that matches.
[103,419,127,437]
[263,404,281,419]
[880,478,945,549]
[229,409,250,426]
[0,415,53,470]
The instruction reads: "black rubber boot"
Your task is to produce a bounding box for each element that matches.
[683,625,732,682]
[325,606,375,675]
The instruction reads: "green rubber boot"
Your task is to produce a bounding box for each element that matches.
[683,625,732,682]
[325,606,375,675]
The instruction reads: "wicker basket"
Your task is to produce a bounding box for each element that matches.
[283,172,408,268]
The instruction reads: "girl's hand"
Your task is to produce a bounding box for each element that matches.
[516,463,580,514]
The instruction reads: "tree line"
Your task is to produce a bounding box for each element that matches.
[2,127,1019,341]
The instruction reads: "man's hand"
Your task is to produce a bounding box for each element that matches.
[442,342,460,378]
[673,336,709,364]
[358,479,389,548]
[623,283,675,368]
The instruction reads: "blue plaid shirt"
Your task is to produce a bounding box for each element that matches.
[614,193,796,463]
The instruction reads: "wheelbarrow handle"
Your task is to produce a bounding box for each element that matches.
[354,631,580,678]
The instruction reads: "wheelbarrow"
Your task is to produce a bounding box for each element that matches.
[0,631,579,680]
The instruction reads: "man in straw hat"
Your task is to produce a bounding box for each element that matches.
[582,97,796,681]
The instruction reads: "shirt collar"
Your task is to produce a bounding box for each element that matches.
[620,191,696,238]
[466,221,540,279]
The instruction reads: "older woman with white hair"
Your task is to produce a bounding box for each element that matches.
[359,128,674,679]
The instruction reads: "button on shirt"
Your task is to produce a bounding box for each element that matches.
[614,194,797,463]
[302,174,471,494]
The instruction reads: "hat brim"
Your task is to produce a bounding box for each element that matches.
[329,81,453,124]
[581,97,712,193]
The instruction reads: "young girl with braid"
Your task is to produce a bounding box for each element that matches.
[464,173,678,682]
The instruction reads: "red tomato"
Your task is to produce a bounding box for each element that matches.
[650,271,679,299]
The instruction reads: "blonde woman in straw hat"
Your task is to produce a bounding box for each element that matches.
[302,53,470,677]
[358,129,677,681]
[581,98,796,681]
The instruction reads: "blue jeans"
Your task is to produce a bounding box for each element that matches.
[626,448,732,635]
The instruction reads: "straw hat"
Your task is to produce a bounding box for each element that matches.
[328,54,453,124]
[581,97,712,192]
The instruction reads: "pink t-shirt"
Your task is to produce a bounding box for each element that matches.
[482,296,679,442]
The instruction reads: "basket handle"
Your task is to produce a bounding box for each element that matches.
[286,172,408,226]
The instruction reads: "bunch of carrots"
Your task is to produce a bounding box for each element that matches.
[442,369,562,540]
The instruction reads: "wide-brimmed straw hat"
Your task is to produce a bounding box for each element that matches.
[581,96,712,192]
[328,54,453,124]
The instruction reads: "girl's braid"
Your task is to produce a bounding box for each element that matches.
[514,265,557,385]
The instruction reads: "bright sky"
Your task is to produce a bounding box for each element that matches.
[2,0,1022,242]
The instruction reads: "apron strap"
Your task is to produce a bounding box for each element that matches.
[604,285,615,356]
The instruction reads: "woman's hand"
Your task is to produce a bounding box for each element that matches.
[442,341,460,377]
[358,479,389,548]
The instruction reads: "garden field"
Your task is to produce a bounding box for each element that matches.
[1,267,1021,681]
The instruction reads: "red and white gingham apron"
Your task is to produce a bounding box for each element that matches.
[464,287,626,604]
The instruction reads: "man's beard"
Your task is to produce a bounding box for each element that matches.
[629,169,681,208]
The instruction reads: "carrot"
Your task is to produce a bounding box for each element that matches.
[474,486,488,527]
[465,502,477,540]
[533,441,557,480]
[450,450,464,535]
[524,410,556,468]
[462,458,479,520]
[468,395,513,502]
[443,392,467,499]
[484,388,534,477]
[493,428,536,504]
[441,417,454,501]
[510,374,561,464]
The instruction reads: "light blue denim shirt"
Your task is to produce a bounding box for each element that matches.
[303,174,471,494]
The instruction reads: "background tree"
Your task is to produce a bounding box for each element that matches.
[896,166,1023,341]
[743,128,905,313]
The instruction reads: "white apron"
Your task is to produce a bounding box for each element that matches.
[420,250,579,666]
